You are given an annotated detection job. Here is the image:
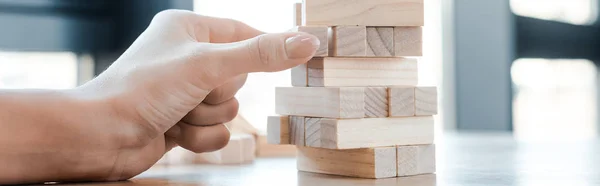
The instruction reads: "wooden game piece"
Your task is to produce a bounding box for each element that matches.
[293,26,329,56]
[306,116,434,149]
[331,26,367,57]
[302,0,424,26]
[305,57,418,87]
[275,87,365,118]
[367,27,394,57]
[388,87,416,117]
[397,145,436,176]
[296,146,397,178]
[364,87,389,118]
[304,117,322,148]
[415,87,438,116]
[294,3,302,26]
[256,132,297,157]
[291,63,308,87]
[290,116,306,146]
[194,134,256,164]
[394,27,423,56]
[267,116,290,144]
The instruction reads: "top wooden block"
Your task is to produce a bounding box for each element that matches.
[302,0,424,26]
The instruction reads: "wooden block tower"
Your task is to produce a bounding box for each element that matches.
[268,0,436,178]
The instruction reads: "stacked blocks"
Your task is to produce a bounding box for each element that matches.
[269,0,436,178]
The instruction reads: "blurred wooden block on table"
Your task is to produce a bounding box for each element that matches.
[297,146,397,178]
[305,116,434,149]
[302,0,424,26]
[226,114,297,157]
[194,134,256,164]
[257,132,297,157]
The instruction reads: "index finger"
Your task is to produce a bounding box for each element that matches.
[188,14,265,43]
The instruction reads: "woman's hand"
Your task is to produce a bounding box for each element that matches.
[0,9,318,184]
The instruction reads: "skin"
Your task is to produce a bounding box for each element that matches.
[0,10,319,184]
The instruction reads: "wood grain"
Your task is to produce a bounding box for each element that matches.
[331,26,367,57]
[364,87,389,118]
[305,117,322,148]
[303,0,424,26]
[397,145,436,176]
[290,116,306,146]
[305,57,418,87]
[388,87,416,117]
[367,27,394,57]
[275,87,365,118]
[294,26,329,56]
[415,87,438,116]
[306,116,434,149]
[267,116,290,144]
[297,146,397,178]
[395,27,423,56]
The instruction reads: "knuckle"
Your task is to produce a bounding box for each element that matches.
[247,36,273,67]
[224,99,239,122]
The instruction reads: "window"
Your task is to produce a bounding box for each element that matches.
[510,0,598,25]
[0,52,78,89]
[511,59,597,141]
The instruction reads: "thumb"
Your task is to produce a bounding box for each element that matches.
[207,32,320,79]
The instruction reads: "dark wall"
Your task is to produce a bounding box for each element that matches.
[0,0,194,74]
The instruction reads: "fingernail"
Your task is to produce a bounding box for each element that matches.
[285,34,320,59]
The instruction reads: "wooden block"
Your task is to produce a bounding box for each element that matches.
[397,145,436,176]
[388,87,416,117]
[306,116,434,149]
[291,63,307,87]
[294,3,302,26]
[290,116,306,146]
[256,133,297,157]
[303,0,424,26]
[294,26,329,57]
[304,117,322,147]
[364,87,388,118]
[275,87,365,118]
[194,134,256,164]
[367,27,394,57]
[297,146,397,178]
[415,87,438,116]
[267,116,290,144]
[331,26,367,57]
[394,27,423,56]
[306,57,418,87]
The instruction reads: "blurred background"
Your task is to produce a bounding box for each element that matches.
[0,0,598,145]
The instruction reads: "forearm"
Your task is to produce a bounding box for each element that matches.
[0,90,118,184]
